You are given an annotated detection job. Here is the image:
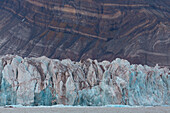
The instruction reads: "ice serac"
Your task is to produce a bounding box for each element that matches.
[0,55,169,106]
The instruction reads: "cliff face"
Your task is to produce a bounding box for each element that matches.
[0,0,170,67]
[0,55,169,106]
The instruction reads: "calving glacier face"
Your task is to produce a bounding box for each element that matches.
[0,55,169,106]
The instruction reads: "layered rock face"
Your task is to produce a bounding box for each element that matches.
[0,55,169,106]
[0,0,170,67]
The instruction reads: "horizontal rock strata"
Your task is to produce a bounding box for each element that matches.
[0,55,169,106]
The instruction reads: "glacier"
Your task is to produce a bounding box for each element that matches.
[0,55,169,106]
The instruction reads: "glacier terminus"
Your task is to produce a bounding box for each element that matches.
[0,55,169,106]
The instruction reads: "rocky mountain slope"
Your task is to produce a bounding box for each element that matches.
[0,55,169,106]
[0,0,170,67]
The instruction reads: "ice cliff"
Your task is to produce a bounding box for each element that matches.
[0,55,169,106]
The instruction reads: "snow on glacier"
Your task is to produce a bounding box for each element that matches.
[0,55,169,106]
